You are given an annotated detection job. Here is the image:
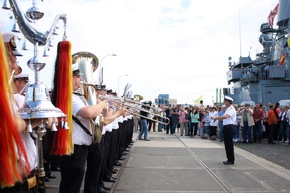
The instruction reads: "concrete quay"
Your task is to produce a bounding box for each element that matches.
[46,131,290,193]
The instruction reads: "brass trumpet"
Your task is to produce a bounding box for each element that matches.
[99,95,170,125]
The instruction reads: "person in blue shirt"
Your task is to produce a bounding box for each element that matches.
[218,105,226,142]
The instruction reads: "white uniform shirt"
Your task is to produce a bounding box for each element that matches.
[209,111,219,126]
[13,94,37,171]
[72,94,92,146]
[118,116,124,123]
[107,122,113,132]
[105,122,113,133]
[223,105,237,125]
[112,118,119,130]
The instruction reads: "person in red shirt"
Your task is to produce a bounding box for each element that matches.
[253,103,264,143]
[268,104,277,144]
[274,102,281,140]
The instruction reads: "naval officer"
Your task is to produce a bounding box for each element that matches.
[212,96,236,165]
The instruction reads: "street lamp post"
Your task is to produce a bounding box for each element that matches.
[100,54,117,69]
[118,74,128,96]
[97,54,117,84]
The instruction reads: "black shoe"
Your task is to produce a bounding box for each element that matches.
[112,168,118,172]
[103,177,117,183]
[119,156,125,160]
[268,142,276,144]
[45,177,50,182]
[97,187,108,193]
[138,138,143,140]
[223,161,234,165]
[51,167,61,172]
[114,161,122,166]
[144,139,150,141]
[102,186,110,191]
[47,175,57,179]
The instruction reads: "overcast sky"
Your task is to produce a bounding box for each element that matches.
[0,0,278,105]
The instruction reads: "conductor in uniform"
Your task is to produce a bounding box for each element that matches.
[212,96,236,165]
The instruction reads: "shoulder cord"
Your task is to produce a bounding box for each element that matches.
[72,115,92,136]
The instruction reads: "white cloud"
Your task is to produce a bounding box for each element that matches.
[0,0,277,105]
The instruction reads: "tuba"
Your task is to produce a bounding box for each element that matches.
[72,52,99,105]
[72,52,104,143]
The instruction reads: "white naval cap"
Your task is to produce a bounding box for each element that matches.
[224,96,234,102]
[2,32,16,42]
[2,32,23,56]
[13,73,29,79]
[72,63,83,76]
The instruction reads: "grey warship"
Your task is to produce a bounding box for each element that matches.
[224,0,290,106]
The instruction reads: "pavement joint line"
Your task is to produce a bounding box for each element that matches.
[176,135,232,193]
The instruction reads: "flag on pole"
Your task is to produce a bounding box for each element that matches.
[267,3,279,27]
[194,95,203,106]
[280,52,285,66]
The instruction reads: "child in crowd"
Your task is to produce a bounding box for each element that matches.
[202,110,211,139]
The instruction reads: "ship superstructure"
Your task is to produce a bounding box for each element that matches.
[224,0,290,105]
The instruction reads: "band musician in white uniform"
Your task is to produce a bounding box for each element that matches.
[59,63,107,193]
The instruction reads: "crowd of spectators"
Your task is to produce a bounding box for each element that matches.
[136,101,290,145]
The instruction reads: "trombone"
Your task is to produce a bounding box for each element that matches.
[99,95,170,125]
[124,98,156,112]
[79,83,170,125]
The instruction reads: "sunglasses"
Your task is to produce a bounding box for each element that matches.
[14,78,29,82]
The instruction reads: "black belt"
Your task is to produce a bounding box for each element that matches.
[1,168,37,192]
[224,124,233,127]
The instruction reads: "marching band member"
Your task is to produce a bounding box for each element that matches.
[0,32,36,193]
[59,63,107,193]
[13,73,29,94]
[0,33,56,193]
[83,84,106,193]
[100,89,127,192]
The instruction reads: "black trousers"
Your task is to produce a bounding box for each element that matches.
[117,123,124,159]
[268,123,276,143]
[99,133,110,184]
[126,119,134,145]
[59,144,88,193]
[84,140,104,193]
[43,129,54,178]
[223,125,235,162]
[104,131,115,179]
[209,126,217,137]
[120,121,127,154]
